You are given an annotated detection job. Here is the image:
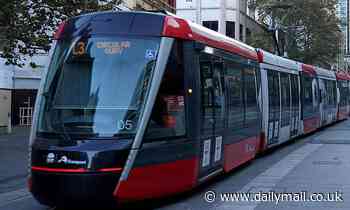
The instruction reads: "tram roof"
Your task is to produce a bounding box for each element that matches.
[336,71,350,81]
[315,67,336,80]
[55,11,258,61]
[162,12,258,60]
[301,63,317,76]
[256,49,299,72]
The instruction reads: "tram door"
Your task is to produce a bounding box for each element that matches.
[267,71,281,145]
[290,74,300,137]
[199,55,225,179]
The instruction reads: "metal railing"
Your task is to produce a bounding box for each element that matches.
[19,107,33,126]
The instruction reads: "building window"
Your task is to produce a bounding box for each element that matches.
[239,24,244,41]
[226,21,235,39]
[203,21,219,32]
[169,0,176,6]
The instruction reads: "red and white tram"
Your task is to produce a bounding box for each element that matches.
[28,11,349,207]
[336,71,350,120]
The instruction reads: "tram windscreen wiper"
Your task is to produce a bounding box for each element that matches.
[112,133,134,139]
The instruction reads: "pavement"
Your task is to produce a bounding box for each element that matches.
[0,126,30,194]
[1,121,350,210]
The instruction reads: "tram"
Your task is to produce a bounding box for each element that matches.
[28,11,350,207]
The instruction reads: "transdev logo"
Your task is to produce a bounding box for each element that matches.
[46,153,87,166]
[46,153,55,164]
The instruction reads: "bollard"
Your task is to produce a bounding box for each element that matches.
[7,112,12,134]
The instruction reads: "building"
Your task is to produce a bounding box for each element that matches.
[118,0,176,12]
[0,55,45,131]
[176,0,263,43]
[338,0,349,54]
[0,58,13,133]
[337,0,350,70]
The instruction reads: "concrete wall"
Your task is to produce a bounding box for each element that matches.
[0,89,11,127]
[0,58,14,89]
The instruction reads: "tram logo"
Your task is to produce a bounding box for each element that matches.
[45,153,87,166]
[245,144,256,153]
[46,153,55,164]
[58,156,68,164]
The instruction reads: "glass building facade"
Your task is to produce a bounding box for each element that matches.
[337,0,349,55]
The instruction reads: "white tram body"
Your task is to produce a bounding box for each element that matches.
[257,49,302,147]
[315,67,338,126]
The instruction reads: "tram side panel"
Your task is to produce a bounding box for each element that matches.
[191,44,261,174]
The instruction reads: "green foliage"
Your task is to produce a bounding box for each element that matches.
[0,0,122,67]
[254,0,341,68]
[246,30,274,52]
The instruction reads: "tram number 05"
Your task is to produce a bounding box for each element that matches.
[118,120,133,130]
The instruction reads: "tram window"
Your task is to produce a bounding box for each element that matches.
[280,73,291,127]
[313,78,319,107]
[327,81,332,106]
[224,57,259,139]
[340,81,349,106]
[323,80,336,107]
[226,21,235,39]
[319,79,326,104]
[345,82,349,106]
[324,80,329,106]
[267,71,280,115]
[291,75,299,109]
[145,41,186,140]
[199,57,214,137]
[213,62,225,133]
[302,75,314,117]
[339,82,344,106]
[331,81,337,106]
[339,82,343,106]
[239,24,243,41]
[225,60,244,130]
[244,68,259,127]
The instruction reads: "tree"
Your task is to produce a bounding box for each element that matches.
[246,29,274,52]
[0,0,122,67]
[253,0,341,68]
